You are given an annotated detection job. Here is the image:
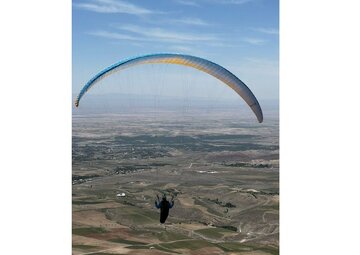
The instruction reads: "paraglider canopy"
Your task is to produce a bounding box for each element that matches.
[75,53,263,123]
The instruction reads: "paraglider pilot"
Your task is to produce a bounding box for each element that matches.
[155,194,174,223]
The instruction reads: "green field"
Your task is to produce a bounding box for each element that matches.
[160,239,213,250]
[72,244,100,250]
[73,227,108,236]
[157,231,189,242]
[108,238,147,245]
[106,206,159,225]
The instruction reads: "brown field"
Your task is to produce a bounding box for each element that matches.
[73,110,279,254]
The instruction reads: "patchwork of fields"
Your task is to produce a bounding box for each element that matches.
[73,111,279,254]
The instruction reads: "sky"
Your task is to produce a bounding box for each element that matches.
[72,0,279,102]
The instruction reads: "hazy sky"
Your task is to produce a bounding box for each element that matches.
[72,0,279,101]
